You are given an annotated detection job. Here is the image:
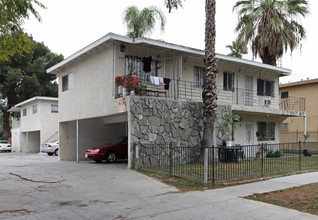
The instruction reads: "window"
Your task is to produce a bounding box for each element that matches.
[194,66,205,88]
[257,79,274,96]
[281,91,288,99]
[32,105,37,114]
[22,108,27,116]
[62,73,73,92]
[257,121,275,141]
[280,123,288,131]
[223,71,234,91]
[51,104,58,113]
[125,56,157,83]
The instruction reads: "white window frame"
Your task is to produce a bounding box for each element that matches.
[32,105,38,114]
[62,73,73,92]
[223,71,234,91]
[22,108,27,116]
[193,66,205,88]
[51,104,58,113]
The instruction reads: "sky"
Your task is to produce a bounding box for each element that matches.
[23,0,318,84]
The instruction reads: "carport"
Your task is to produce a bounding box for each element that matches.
[59,113,128,162]
[21,131,41,153]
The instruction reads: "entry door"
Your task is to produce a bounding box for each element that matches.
[244,122,254,145]
[244,75,254,106]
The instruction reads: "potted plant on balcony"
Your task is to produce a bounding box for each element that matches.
[115,76,125,96]
[124,72,141,95]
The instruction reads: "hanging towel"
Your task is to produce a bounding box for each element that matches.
[164,78,171,90]
[153,77,160,86]
[150,76,155,85]
[158,77,164,84]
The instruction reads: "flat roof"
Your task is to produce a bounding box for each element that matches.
[47,32,291,76]
[280,78,318,88]
[14,96,58,107]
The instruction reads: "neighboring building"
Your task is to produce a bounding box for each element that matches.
[280,78,318,142]
[9,97,58,153]
[47,32,303,167]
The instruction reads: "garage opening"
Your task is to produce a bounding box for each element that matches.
[61,113,128,163]
[21,131,40,153]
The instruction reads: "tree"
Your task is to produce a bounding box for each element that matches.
[163,0,217,151]
[226,40,247,58]
[0,0,46,61]
[202,0,218,151]
[233,0,309,66]
[0,36,63,139]
[123,5,166,39]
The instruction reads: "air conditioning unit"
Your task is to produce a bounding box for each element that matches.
[264,99,271,106]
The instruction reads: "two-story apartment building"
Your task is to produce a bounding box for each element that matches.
[280,78,318,142]
[9,96,59,153]
[47,33,303,167]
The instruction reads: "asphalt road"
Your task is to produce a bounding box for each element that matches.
[0,153,317,220]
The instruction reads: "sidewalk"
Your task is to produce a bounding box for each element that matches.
[1,153,317,220]
[76,172,318,220]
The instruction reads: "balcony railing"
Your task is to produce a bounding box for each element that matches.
[280,97,305,111]
[217,88,279,109]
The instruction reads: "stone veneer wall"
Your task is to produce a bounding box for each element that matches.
[129,96,204,148]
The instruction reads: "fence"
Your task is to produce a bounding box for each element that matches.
[134,142,318,186]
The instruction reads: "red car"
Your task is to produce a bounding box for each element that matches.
[84,137,128,163]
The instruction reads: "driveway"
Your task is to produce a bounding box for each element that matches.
[0,153,317,220]
[0,153,178,219]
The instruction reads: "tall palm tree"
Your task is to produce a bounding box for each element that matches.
[226,40,248,58]
[123,6,166,39]
[163,0,217,150]
[233,0,309,66]
[202,0,218,150]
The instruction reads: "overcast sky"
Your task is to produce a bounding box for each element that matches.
[23,0,318,84]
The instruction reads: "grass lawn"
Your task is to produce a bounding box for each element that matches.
[245,182,318,216]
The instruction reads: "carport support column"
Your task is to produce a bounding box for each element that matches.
[76,120,79,163]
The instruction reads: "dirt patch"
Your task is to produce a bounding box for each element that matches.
[246,182,318,216]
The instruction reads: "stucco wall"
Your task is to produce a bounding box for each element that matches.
[280,81,318,142]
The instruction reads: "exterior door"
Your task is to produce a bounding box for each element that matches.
[244,122,254,145]
[244,75,254,106]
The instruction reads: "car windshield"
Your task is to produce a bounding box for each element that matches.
[0,140,9,144]
[106,137,127,145]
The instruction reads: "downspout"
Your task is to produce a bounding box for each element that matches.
[76,120,79,163]
[304,112,307,138]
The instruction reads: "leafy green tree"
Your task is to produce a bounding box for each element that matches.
[123,5,166,39]
[226,40,248,58]
[233,0,309,66]
[0,36,63,139]
[0,0,46,61]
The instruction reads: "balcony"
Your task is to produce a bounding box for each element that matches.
[280,97,305,111]
[218,88,279,109]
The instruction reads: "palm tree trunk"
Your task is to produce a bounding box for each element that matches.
[202,0,217,152]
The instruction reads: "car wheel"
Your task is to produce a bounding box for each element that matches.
[106,151,117,163]
[47,153,53,156]
[54,149,59,156]
[94,159,102,163]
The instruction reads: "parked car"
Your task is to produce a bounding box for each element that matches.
[0,140,11,152]
[42,141,59,156]
[84,136,128,163]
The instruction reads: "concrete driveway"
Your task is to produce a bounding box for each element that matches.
[0,153,318,220]
[0,153,178,219]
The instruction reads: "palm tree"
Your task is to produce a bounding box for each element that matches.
[123,6,166,39]
[202,0,218,150]
[226,40,248,58]
[233,0,309,66]
[163,0,217,150]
